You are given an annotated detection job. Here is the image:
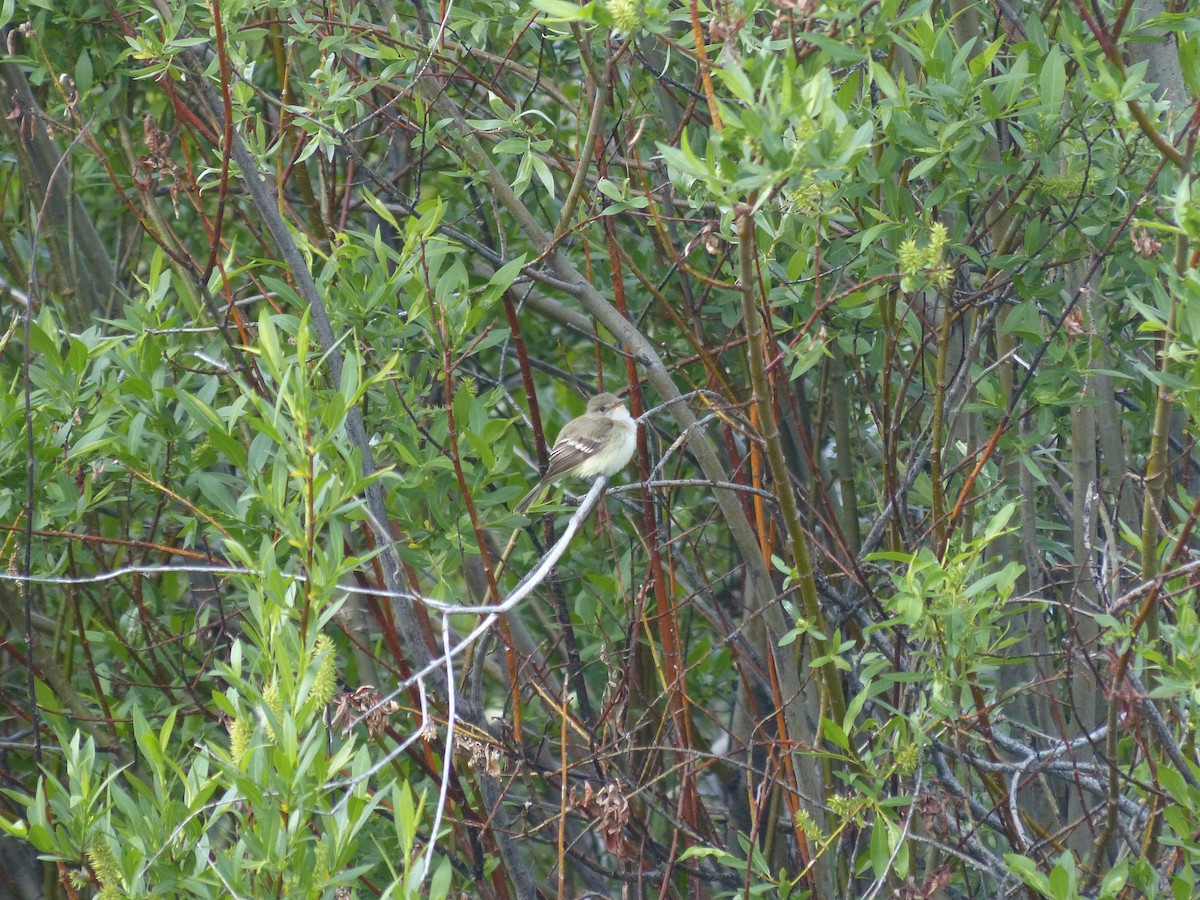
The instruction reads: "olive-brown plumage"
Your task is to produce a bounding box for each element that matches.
[515,393,637,515]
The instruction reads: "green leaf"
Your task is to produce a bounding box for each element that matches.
[257,310,283,375]
[870,61,901,102]
[821,716,850,751]
[339,347,361,412]
[870,816,891,880]
[1048,852,1077,900]
[907,152,944,181]
[484,254,528,299]
[132,707,165,776]
[968,37,1003,77]
[529,0,595,21]
[74,50,93,95]
[1180,35,1200,98]
[1039,46,1065,114]
[1005,853,1052,895]
[429,857,453,899]
[798,31,868,65]
[717,61,758,105]
[362,191,400,229]
[678,846,737,864]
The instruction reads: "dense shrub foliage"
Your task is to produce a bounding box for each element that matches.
[2,0,1199,897]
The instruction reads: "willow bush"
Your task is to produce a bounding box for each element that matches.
[1,0,1199,897]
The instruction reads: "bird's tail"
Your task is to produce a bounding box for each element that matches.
[514,480,550,515]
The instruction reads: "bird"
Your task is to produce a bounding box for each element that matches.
[515,392,638,515]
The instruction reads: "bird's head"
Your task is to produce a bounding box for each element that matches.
[587,392,623,414]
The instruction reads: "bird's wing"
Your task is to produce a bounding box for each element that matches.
[543,416,613,481]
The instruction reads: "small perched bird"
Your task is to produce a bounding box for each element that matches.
[515,392,638,515]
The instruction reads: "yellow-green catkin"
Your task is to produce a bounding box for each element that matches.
[827,792,863,825]
[793,807,826,843]
[896,741,919,775]
[900,221,951,287]
[608,0,643,33]
[311,633,337,709]
[1035,171,1086,199]
[262,679,284,742]
[229,715,253,763]
[898,237,924,277]
[927,221,947,262]
[87,836,122,899]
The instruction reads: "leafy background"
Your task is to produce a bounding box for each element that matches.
[1,0,1199,897]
